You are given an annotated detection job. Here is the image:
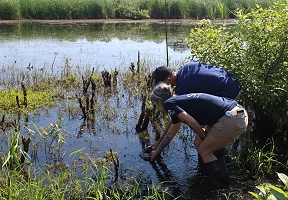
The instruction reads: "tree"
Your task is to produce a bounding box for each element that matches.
[185,2,288,143]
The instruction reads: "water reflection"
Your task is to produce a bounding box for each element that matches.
[0,22,191,71]
[0,22,218,199]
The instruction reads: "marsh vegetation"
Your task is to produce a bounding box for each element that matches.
[0,0,277,20]
[0,1,287,199]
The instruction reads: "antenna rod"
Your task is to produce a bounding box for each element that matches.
[165,0,169,67]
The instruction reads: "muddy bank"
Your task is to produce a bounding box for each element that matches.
[0,19,238,25]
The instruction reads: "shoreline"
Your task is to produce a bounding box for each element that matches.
[0,19,238,25]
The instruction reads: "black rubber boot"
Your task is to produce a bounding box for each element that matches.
[213,147,227,158]
[197,154,206,175]
[197,147,227,175]
[204,157,231,189]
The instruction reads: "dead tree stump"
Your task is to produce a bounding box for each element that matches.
[20,136,32,163]
[101,70,112,87]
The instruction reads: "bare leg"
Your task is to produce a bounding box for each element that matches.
[197,133,232,163]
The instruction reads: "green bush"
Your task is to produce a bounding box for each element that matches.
[115,5,150,19]
[185,2,288,139]
[169,0,182,19]
[0,0,21,19]
[150,0,166,18]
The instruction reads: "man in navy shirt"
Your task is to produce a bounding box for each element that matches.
[152,62,241,99]
[150,83,248,188]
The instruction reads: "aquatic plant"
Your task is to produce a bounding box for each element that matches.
[0,87,57,112]
[249,172,288,200]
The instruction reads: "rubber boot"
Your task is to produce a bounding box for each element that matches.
[197,147,227,175]
[204,157,231,189]
[213,147,227,158]
[197,154,206,175]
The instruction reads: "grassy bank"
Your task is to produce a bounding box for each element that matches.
[0,0,277,20]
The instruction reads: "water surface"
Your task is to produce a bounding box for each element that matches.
[0,22,191,71]
[0,22,217,199]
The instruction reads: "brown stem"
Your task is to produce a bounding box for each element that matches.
[110,148,119,183]
[76,94,87,119]
[16,96,21,108]
[137,51,140,73]
[20,136,32,163]
[21,82,27,107]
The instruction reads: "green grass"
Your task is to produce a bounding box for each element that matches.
[0,0,277,20]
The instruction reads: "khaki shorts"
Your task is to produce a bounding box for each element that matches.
[209,104,248,140]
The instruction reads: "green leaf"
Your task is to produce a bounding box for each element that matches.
[256,185,267,195]
[269,186,288,200]
[277,172,288,188]
[69,147,86,157]
[248,192,261,199]
[266,193,277,200]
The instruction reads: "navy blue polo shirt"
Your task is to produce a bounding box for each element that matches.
[163,93,237,125]
[175,62,241,99]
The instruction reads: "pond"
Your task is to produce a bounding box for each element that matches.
[0,21,249,199]
[0,21,191,72]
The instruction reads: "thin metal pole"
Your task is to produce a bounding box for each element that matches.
[165,0,169,67]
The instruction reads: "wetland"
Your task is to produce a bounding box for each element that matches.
[0,20,286,200]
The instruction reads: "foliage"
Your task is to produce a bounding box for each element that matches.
[249,172,288,200]
[0,0,21,20]
[0,0,277,20]
[241,138,280,175]
[185,2,288,137]
[115,5,150,20]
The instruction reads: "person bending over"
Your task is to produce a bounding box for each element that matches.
[150,61,242,159]
[152,61,242,100]
[150,82,248,188]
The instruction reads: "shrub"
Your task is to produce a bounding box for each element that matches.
[185,2,288,140]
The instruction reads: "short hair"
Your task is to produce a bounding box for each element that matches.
[152,66,172,86]
[151,82,173,102]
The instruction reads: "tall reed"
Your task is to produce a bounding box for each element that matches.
[0,0,277,20]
